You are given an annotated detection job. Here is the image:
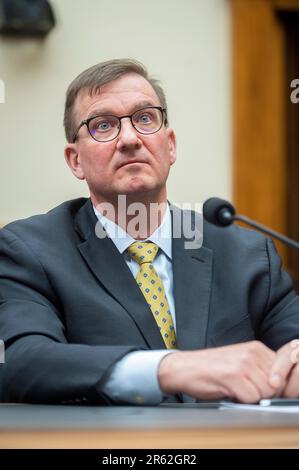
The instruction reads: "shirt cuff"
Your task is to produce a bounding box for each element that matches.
[101,350,176,405]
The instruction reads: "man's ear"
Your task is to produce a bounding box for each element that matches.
[64,144,85,180]
[167,128,177,165]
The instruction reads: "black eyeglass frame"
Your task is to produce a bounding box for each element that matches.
[72,106,167,143]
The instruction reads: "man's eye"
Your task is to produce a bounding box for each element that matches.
[97,121,111,131]
[138,114,152,124]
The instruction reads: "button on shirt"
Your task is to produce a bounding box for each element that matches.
[94,204,177,404]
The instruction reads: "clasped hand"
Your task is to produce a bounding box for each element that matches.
[158,340,299,403]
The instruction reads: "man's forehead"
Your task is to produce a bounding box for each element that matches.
[74,73,159,118]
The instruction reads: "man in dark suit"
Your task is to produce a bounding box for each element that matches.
[1,59,299,405]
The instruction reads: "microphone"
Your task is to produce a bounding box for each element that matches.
[203,197,299,251]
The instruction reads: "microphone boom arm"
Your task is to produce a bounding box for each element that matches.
[235,214,299,251]
[203,197,299,252]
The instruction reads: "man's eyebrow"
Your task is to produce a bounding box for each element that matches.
[85,101,158,120]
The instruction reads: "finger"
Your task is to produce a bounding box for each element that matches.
[230,342,277,400]
[269,340,299,388]
[257,349,276,377]
[247,341,276,375]
[245,342,276,382]
[229,361,276,403]
[283,363,299,398]
[246,364,278,399]
[232,376,263,404]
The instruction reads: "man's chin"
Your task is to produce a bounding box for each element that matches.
[118,177,156,195]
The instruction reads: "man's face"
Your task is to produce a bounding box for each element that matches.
[64,73,176,206]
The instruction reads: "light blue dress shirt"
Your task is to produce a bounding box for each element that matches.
[94,204,176,404]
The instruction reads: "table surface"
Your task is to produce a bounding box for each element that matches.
[1,403,299,449]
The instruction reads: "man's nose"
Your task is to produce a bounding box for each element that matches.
[116,117,142,151]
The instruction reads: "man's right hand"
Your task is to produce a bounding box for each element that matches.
[158,341,280,403]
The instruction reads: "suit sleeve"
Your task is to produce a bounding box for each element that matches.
[0,228,136,404]
[257,238,299,350]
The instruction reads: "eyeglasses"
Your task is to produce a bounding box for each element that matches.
[72,106,166,143]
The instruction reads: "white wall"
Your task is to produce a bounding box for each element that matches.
[0,0,231,223]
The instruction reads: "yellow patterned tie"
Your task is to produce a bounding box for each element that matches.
[127,241,176,349]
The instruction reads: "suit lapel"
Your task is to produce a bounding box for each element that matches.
[74,200,166,349]
[171,206,213,350]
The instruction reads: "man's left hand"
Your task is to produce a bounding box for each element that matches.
[269,339,299,397]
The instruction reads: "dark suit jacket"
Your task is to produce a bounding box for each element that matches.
[0,198,299,404]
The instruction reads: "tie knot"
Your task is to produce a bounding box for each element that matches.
[127,242,159,265]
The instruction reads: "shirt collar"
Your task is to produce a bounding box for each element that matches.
[93,203,172,260]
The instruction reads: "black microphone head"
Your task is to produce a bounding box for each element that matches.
[203,197,236,226]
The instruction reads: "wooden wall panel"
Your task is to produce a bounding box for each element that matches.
[231,0,299,261]
[232,0,286,230]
